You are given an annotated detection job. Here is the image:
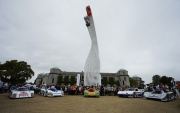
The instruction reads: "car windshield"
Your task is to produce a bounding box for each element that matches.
[17,88,28,91]
[10,86,18,90]
[50,88,57,91]
[88,89,94,92]
[126,88,134,91]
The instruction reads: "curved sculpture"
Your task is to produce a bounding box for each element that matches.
[84,6,101,86]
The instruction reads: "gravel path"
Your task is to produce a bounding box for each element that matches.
[0,94,180,113]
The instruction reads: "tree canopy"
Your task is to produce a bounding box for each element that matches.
[129,77,137,87]
[0,60,34,85]
[152,75,174,86]
[152,75,161,85]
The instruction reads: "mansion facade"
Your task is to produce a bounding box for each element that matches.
[35,67,144,87]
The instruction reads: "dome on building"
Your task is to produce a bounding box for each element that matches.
[39,73,45,76]
[117,68,127,72]
[132,75,139,78]
[37,73,45,78]
[51,67,60,70]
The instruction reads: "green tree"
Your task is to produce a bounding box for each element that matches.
[160,76,173,87]
[152,75,161,85]
[101,77,108,86]
[129,77,137,87]
[114,80,120,86]
[70,76,76,85]
[57,75,63,85]
[108,77,115,86]
[0,60,34,85]
[63,76,69,85]
[160,76,168,84]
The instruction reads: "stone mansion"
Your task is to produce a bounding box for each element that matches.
[34,67,144,87]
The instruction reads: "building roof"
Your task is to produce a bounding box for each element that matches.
[117,68,127,72]
[51,67,60,70]
[39,73,44,76]
[132,75,140,78]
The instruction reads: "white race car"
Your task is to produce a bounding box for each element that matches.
[118,88,144,98]
[39,86,64,97]
[9,87,34,98]
[143,89,175,102]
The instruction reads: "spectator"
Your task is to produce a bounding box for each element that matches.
[100,85,104,96]
[113,86,117,96]
[4,82,9,93]
[42,82,46,86]
[78,86,82,95]
[51,84,55,88]
[0,79,3,94]
[72,85,76,95]
[64,86,67,95]
[8,82,11,93]
[178,82,180,91]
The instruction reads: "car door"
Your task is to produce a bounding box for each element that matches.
[149,90,161,99]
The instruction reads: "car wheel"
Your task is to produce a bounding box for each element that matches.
[161,95,169,102]
[43,92,47,97]
[143,96,147,100]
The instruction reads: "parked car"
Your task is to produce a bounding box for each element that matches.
[9,87,34,98]
[84,88,100,97]
[117,88,144,98]
[39,86,64,97]
[143,89,175,102]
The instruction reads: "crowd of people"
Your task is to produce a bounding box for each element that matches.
[38,82,125,96]
[0,80,11,94]
[0,78,180,96]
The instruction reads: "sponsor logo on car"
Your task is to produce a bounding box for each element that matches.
[19,92,28,97]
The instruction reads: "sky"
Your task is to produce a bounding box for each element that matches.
[0,0,180,84]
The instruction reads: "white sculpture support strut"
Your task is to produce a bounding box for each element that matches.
[84,6,101,86]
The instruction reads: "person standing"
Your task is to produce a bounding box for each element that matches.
[4,82,9,93]
[172,79,177,89]
[178,82,180,91]
[171,79,177,97]
[0,79,3,94]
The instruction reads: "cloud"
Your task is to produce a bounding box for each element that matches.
[0,0,180,84]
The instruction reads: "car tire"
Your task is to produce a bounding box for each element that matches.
[161,95,169,102]
[43,92,47,97]
[143,96,147,100]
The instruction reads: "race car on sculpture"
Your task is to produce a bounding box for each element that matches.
[9,87,34,98]
[39,86,64,97]
[118,88,144,98]
[84,88,100,97]
[143,89,175,102]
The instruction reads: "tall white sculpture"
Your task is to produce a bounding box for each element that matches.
[84,6,101,86]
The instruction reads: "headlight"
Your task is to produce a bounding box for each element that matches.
[13,94,17,98]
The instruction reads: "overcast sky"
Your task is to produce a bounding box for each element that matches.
[0,0,180,84]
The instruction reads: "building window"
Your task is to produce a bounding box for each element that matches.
[52,78,54,83]
[52,75,54,83]
[124,77,126,81]
[123,72,125,75]
[123,81,124,85]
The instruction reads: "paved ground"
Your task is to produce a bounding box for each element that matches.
[0,94,180,113]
